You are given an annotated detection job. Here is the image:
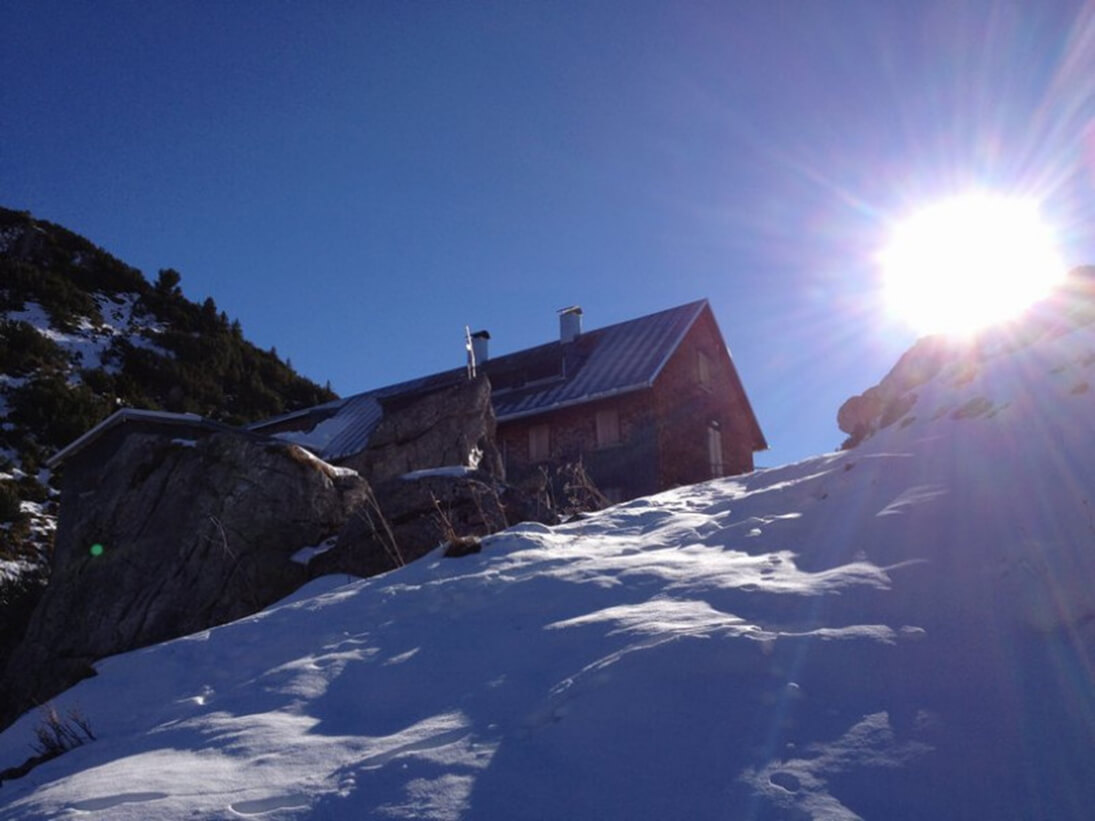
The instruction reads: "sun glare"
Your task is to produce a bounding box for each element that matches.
[880,194,1066,336]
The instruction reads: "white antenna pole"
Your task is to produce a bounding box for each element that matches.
[465,325,476,378]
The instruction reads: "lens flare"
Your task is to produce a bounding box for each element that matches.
[881,193,1067,336]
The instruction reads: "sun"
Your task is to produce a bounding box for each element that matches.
[880,193,1067,336]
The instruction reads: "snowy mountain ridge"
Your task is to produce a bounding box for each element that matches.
[1,282,1093,818]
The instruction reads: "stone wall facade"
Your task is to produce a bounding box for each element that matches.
[497,390,659,501]
[497,310,758,500]
[654,310,757,487]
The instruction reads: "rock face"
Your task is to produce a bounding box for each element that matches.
[0,431,368,731]
[837,336,954,448]
[309,470,554,580]
[0,365,595,733]
[341,374,503,483]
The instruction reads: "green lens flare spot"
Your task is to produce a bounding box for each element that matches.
[89,543,104,557]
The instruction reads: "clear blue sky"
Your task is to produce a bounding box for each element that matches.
[4,1,1095,467]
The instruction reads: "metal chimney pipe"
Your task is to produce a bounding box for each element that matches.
[558,305,583,343]
[471,330,490,364]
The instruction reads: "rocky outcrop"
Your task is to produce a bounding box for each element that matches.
[837,336,955,448]
[838,266,1095,449]
[341,374,503,483]
[309,470,555,579]
[0,431,368,731]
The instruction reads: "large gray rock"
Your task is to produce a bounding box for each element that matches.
[340,374,503,483]
[0,431,367,731]
[309,470,557,580]
[837,336,955,449]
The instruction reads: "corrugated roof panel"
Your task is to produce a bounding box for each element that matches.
[244,397,342,432]
[490,299,706,419]
[320,393,384,461]
[314,367,473,461]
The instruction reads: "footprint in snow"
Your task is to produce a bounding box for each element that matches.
[229,793,311,816]
[769,771,801,792]
[68,792,169,812]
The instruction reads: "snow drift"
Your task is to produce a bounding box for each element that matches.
[1,286,1094,818]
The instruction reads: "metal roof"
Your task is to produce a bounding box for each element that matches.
[487,298,708,421]
[48,409,219,469]
[253,299,760,462]
[320,393,383,461]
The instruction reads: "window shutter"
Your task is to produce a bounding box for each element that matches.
[697,350,712,389]
[707,423,724,478]
[596,407,620,447]
[529,424,551,461]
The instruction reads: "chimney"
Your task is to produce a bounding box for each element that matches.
[558,305,583,343]
[471,329,490,365]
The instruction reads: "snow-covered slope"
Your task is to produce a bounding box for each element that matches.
[1,306,1094,819]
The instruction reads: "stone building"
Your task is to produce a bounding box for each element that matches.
[252,299,767,502]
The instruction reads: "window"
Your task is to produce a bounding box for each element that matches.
[529,424,551,461]
[707,422,724,478]
[595,407,620,447]
[697,350,713,390]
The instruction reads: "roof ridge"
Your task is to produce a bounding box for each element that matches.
[343,298,711,401]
